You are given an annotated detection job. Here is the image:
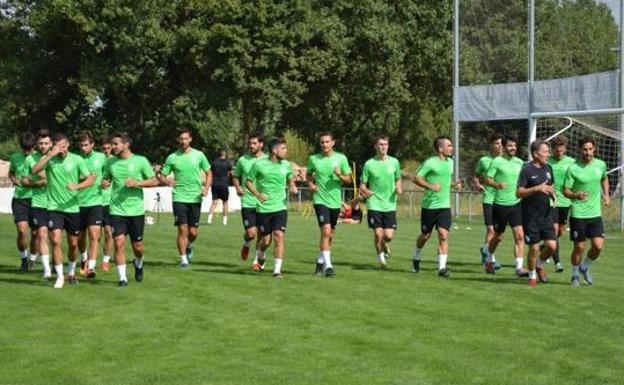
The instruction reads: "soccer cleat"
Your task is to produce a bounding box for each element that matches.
[186,246,194,262]
[86,269,96,279]
[411,259,420,273]
[118,280,128,287]
[485,262,495,274]
[438,268,450,278]
[67,274,79,285]
[480,247,488,265]
[515,269,529,278]
[27,259,36,271]
[555,262,564,273]
[315,263,324,275]
[252,260,266,272]
[240,245,250,261]
[54,277,64,289]
[570,275,581,287]
[42,270,52,280]
[179,262,190,269]
[382,243,391,259]
[579,266,593,286]
[134,261,143,282]
[528,278,537,288]
[80,260,87,276]
[273,272,283,279]
[536,267,547,283]
[324,266,335,277]
[102,261,110,272]
[377,256,387,269]
[20,258,28,271]
[494,261,502,270]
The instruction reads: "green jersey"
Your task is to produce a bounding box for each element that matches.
[9,151,32,199]
[486,155,523,206]
[101,155,113,206]
[475,155,495,204]
[78,150,107,207]
[45,153,90,213]
[161,148,210,203]
[307,152,351,209]
[104,154,155,216]
[233,153,267,208]
[248,158,293,213]
[23,152,47,208]
[361,156,401,212]
[548,155,576,208]
[564,158,607,219]
[416,156,453,209]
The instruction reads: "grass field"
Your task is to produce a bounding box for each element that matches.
[1,212,623,385]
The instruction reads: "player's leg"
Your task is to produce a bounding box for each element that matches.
[110,216,129,285]
[240,208,258,261]
[252,213,268,271]
[12,198,31,269]
[101,206,113,271]
[486,204,507,271]
[129,215,146,282]
[221,188,229,225]
[85,206,103,277]
[49,228,65,288]
[435,209,452,277]
[185,203,201,261]
[66,232,80,284]
[313,205,335,275]
[381,212,397,259]
[36,219,51,278]
[271,211,288,278]
[578,219,604,285]
[511,225,527,277]
[78,207,89,274]
[28,226,38,270]
[481,204,495,264]
[207,187,219,224]
[569,217,587,286]
[177,224,190,267]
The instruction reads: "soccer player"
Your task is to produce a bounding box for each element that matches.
[155,128,211,268]
[232,133,266,265]
[100,136,114,272]
[359,135,402,269]
[9,132,37,270]
[516,141,557,287]
[484,136,528,277]
[207,149,232,225]
[547,136,576,273]
[22,129,53,278]
[102,132,158,287]
[472,133,503,267]
[246,138,298,278]
[411,136,455,277]
[563,138,609,287]
[76,130,108,278]
[306,132,352,277]
[32,133,95,288]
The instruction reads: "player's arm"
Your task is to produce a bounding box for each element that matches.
[306,170,318,192]
[472,175,484,192]
[246,179,266,202]
[68,173,96,191]
[32,145,62,174]
[601,176,610,206]
[335,159,352,185]
[203,170,212,196]
[232,175,244,196]
[288,176,298,195]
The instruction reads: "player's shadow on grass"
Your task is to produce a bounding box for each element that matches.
[0,274,50,287]
[451,275,570,286]
[333,260,437,274]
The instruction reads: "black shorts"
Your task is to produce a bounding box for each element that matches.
[211,184,229,201]
[79,205,104,230]
[492,203,522,233]
[482,203,494,226]
[314,204,340,229]
[523,215,556,245]
[241,207,258,229]
[420,208,452,234]
[551,206,570,225]
[102,206,111,227]
[569,217,604,242]
[257,210,288,236]
[367,210,397,230]
[173,202,201,227]
[110,215,145,242]
[48,211,80,235]
[30,207,49,229]
[12,198,31,224]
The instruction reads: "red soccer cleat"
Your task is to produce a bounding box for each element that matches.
[529,278,537,288]
[240,245,250,261]
[102,261,110,272]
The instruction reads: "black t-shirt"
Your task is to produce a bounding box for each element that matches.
[211,158,232,186]
[517,162,554,218]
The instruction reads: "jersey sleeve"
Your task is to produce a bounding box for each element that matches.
[340,155,351,175]
[360,161,370,184]
[394,159,401,180]
[103,158,113,180]
[248,162,258,183]
[416,159,431,178]
[564,166,575,189]
[22,156,33,178]
[601,161,607,179]
[517,166,530,188]
[474,157,484,176]
[286,162,293,180]
[233,158,243,178]
[161,154,173,176]
[306,156,315,173]
[201,153,211,172]
[9,153,18,174]
[77,156,91,179]
[485,158,498,179]
[140,157,155,179]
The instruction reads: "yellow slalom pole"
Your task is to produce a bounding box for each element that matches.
[351,161,357,199]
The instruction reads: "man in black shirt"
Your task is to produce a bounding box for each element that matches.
[208,150,233,225]
[516,140,557,287]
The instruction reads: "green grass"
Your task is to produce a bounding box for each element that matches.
[1,212,623,385]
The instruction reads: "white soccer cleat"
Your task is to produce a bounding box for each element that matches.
[42,269,52,280]
[54,276,64,289]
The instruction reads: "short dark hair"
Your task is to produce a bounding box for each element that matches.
[176,128,192,137]
[433,135,451,151]
[551,136,567,148]
[269,138,286,150]
[374,135,389,143]
[99,135,112,145]
[249,132,264,143]
[78,130,95,143]
[35,129,52,141]
[578,137,595,148]
[502,136,517,146]
[318,131,334,140]
[112,132,132,146]
[490,133,504,143]
[530,140,548,157]
[52,132,68,144]
[19,132,35,150]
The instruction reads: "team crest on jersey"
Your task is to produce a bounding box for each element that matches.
[546,171,551,180]
[332,161,338,168]
[595,168,601,175]
[129,164,136,172]
[280,167,288,175]
[388,167,395,173]
[64,160,74,172]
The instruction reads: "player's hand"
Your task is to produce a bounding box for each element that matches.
[101,179,111,189]
[48,145,62,157]
[333,167,342,178]
[396,186,403,195]
[309,184,319,192]
[576,191,588,200]
[476,184,485,192]
[498,182,507,190]
[202,189,209,197]
[125,178,139,188]
[603,195,611,207]
[167,178,176,187]
[66,183,78,191]
[257,193,267,203]
[539,183,554,194]
[10,177,20,186]
[429,183,441,192]
[290,186,299,195]
[235,186,244,197]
